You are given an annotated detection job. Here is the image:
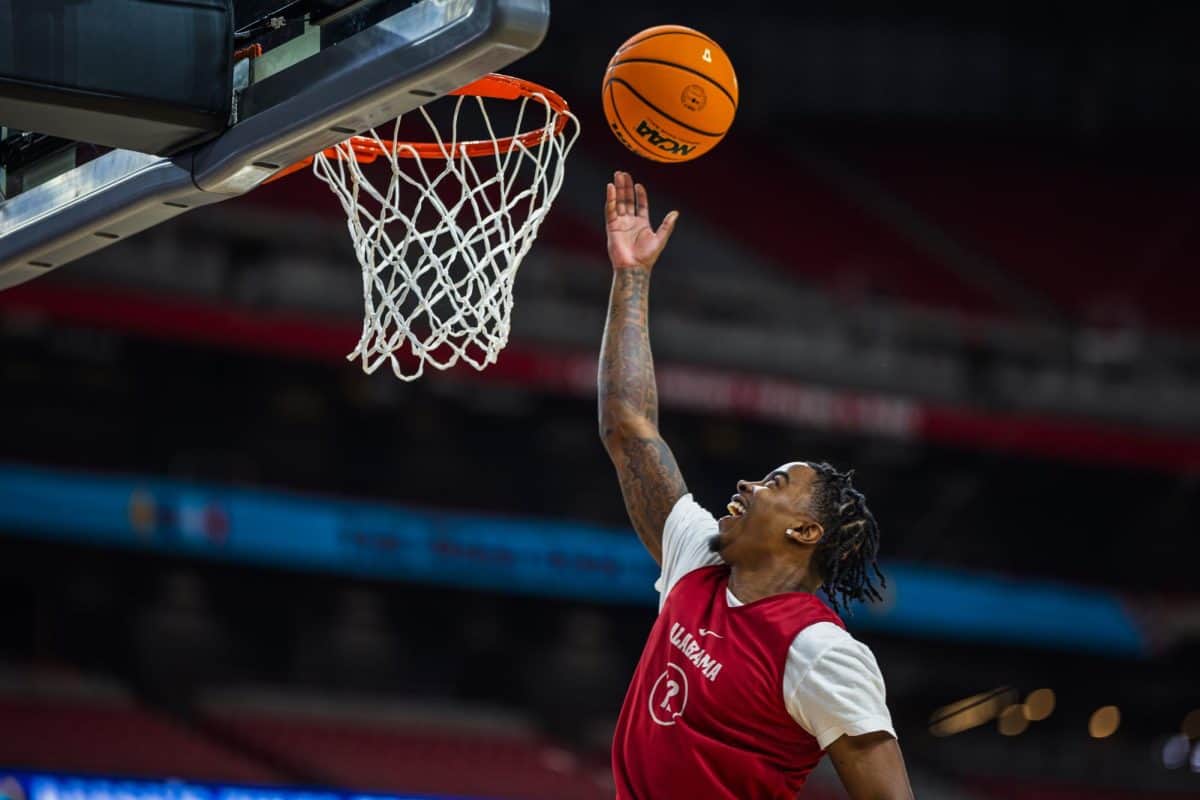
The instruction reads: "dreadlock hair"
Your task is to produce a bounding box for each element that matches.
[806,462,886,615]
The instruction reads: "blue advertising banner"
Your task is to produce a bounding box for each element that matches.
[0,463,1147,656]
[0,771,462,800]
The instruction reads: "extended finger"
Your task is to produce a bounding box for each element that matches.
[635,183,650,219]
[605,182,617,221]
[617,171,634,216]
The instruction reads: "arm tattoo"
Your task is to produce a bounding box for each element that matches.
[599,267,687,563]
[600,269,658,426]
[613,435,687,563]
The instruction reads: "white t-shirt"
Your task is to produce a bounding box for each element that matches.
[653,494,896,749]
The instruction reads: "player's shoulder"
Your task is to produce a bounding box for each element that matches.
[655,493,724,607]
[789,621,880,679]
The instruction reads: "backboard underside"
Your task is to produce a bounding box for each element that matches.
[0,0,549,290]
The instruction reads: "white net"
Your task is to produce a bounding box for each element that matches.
[312,80,579,380]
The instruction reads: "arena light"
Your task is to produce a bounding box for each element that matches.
[997,704,1029,736]
[1089,705,1121,738]
[928,687,1018,737]
[1162,734,1189,769]
[1022,688,1055,722]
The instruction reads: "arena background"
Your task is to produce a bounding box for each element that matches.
[2,1,1200,798]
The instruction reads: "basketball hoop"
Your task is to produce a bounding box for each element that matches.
[273,74,579,381]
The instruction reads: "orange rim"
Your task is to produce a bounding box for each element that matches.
[267,74,570,183]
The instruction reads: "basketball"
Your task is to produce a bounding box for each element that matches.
[602,25,738,163]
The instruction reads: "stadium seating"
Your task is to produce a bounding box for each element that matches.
[844,143,1200,330]
[597,137,1008,317]
[0,692,281,783]
[198,693,613,800]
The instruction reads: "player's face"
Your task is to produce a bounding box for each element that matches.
[712,462,820,559]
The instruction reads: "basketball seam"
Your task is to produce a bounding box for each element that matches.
[616,29,717,55]
[607,77,725,139]
[607,81,672,162]
[606,58,738,110]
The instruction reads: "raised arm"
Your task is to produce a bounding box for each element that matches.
[598,171,686,565]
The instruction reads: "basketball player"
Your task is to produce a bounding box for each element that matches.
[600,171,914,799]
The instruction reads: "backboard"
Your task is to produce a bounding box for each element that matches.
[0,0,550,290]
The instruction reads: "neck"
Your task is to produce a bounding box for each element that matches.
[727,560,822,604]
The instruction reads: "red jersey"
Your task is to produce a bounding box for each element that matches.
[612,564,845,799]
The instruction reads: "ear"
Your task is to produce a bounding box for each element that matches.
[785,521,824,546]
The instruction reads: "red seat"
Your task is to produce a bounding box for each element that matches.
[850,143,1200,331]
[0,695,281,783]
[206,710,613,800]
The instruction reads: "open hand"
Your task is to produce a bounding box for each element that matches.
[605,171,679,270]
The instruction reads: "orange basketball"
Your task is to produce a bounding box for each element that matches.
[602,25,738,164]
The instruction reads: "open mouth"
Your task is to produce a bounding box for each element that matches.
[726,494,747,518]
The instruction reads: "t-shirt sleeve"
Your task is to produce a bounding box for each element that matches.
[654,493,724,611]
[783,623,896,749]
